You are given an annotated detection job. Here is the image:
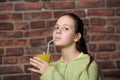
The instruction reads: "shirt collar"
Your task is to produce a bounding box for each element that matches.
[59,52,84,63]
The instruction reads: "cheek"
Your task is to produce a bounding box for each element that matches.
[52,31,56,38]
[64,32,75,39]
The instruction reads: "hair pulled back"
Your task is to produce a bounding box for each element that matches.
[63,13,88,54]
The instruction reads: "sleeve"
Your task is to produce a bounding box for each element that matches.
[40,66,64,80]
[79,61,102,80]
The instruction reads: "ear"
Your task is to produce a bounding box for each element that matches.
[74,33,81,42]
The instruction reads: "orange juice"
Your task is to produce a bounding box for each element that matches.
[36,54,50,62]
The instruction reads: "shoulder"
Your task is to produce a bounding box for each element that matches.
[80,52,99,68]
[89,60,99,69]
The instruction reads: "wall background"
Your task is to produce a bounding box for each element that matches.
[0,0,120,80]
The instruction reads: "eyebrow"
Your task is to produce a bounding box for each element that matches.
[55,24,72,28]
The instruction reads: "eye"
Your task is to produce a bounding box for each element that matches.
[62,24,71,31]
[63,27,69,31]
[53,26,59,31]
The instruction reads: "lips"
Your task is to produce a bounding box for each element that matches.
[55,37,61,40]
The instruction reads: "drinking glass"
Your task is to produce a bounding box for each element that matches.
[31,39,54,79]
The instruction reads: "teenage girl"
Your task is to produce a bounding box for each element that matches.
[28,13,102,80]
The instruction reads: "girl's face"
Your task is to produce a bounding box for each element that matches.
[53,15,80,47]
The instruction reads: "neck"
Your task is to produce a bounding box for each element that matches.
[60,44,80,63]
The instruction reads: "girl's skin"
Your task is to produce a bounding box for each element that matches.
[28,15,81,75]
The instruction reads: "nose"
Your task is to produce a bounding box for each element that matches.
[56,28,62,34]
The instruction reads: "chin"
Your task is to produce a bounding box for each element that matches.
[54,44,68,48]
[54,43,61,46]
[54,42,62,46]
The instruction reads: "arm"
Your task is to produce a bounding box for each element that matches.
[28,57,64,80]
[40,66,64,80]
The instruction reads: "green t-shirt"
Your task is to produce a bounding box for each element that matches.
[40,52,102,80]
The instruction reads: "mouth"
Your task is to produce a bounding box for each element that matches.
[54,37,61,40]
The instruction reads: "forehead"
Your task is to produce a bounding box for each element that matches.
[56,15,75,26]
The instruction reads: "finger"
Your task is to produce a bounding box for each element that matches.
[30,58,38,64]
[34,57,47,63]
[29,60,41,69]
[28,68,41,74]
[30,58,43,66]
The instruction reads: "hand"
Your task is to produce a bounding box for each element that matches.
[28,57,51,74]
